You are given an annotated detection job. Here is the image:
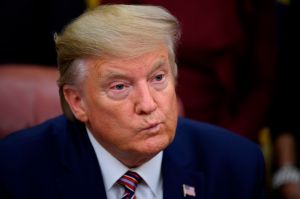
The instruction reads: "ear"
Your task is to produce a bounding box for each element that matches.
[63,85,88,122]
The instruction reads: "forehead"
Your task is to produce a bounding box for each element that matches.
[89,46,170,76]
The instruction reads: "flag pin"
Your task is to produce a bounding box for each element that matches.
[183,184,196,197]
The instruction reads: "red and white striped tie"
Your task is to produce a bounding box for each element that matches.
[117,171,142,199]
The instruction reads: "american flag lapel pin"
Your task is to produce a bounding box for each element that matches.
[183,184,196,197]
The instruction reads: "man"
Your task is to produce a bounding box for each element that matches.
[0,4,265,199]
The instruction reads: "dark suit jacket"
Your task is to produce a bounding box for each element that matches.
[0,116,265,198]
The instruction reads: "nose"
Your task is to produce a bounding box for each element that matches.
[134,82,158,115]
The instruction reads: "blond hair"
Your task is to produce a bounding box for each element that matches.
[55,4,181,120]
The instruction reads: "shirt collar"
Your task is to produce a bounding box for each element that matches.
[87,128,163,196]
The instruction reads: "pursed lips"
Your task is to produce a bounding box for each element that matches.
[140,122,162,133]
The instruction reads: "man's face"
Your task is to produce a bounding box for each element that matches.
[67,46,178,167]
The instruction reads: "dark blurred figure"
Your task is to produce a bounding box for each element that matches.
[102,0,277,141]
[0,0,86,65]
[270,0,300,198]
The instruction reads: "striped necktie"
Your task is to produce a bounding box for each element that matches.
[117,171,142,199]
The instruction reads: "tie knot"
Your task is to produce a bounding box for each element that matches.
[117,171,142,197]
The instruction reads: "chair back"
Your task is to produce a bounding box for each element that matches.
[0,65,62,138]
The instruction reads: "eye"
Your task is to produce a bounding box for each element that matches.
[106,82,131,100]
[114,84,125,90]
[154,74,164,81]
[151,72,168,90]
[110,82,129,92]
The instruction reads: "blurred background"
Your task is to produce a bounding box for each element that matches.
[0,0,299,198]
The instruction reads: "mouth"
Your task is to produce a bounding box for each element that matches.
[141,123,161,134]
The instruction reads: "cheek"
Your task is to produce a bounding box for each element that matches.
[91,103,129,127]
[156,88,178,138]
[166,93,178,128]
[89,111,132,147]
[92,102,135,139]
[159,88,178,115]
[86,88,130,118]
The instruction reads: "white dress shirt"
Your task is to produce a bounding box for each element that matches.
[87,128,163,199]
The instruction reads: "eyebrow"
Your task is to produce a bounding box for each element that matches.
[100,70,128,83]
[100,58,168,83]
[149,59,167,75]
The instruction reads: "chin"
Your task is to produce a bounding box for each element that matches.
[141,135,172,155]
[123,147,162,168]
[124,134,175,167]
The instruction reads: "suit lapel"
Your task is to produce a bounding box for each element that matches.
[162,119,205,199]
[54,120,107,199]
[162,154,205,199]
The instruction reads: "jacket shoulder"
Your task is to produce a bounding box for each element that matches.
[0,115,70,171]
[176,117,261,152]
[0,115,68,145]
[171,117,264,170]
